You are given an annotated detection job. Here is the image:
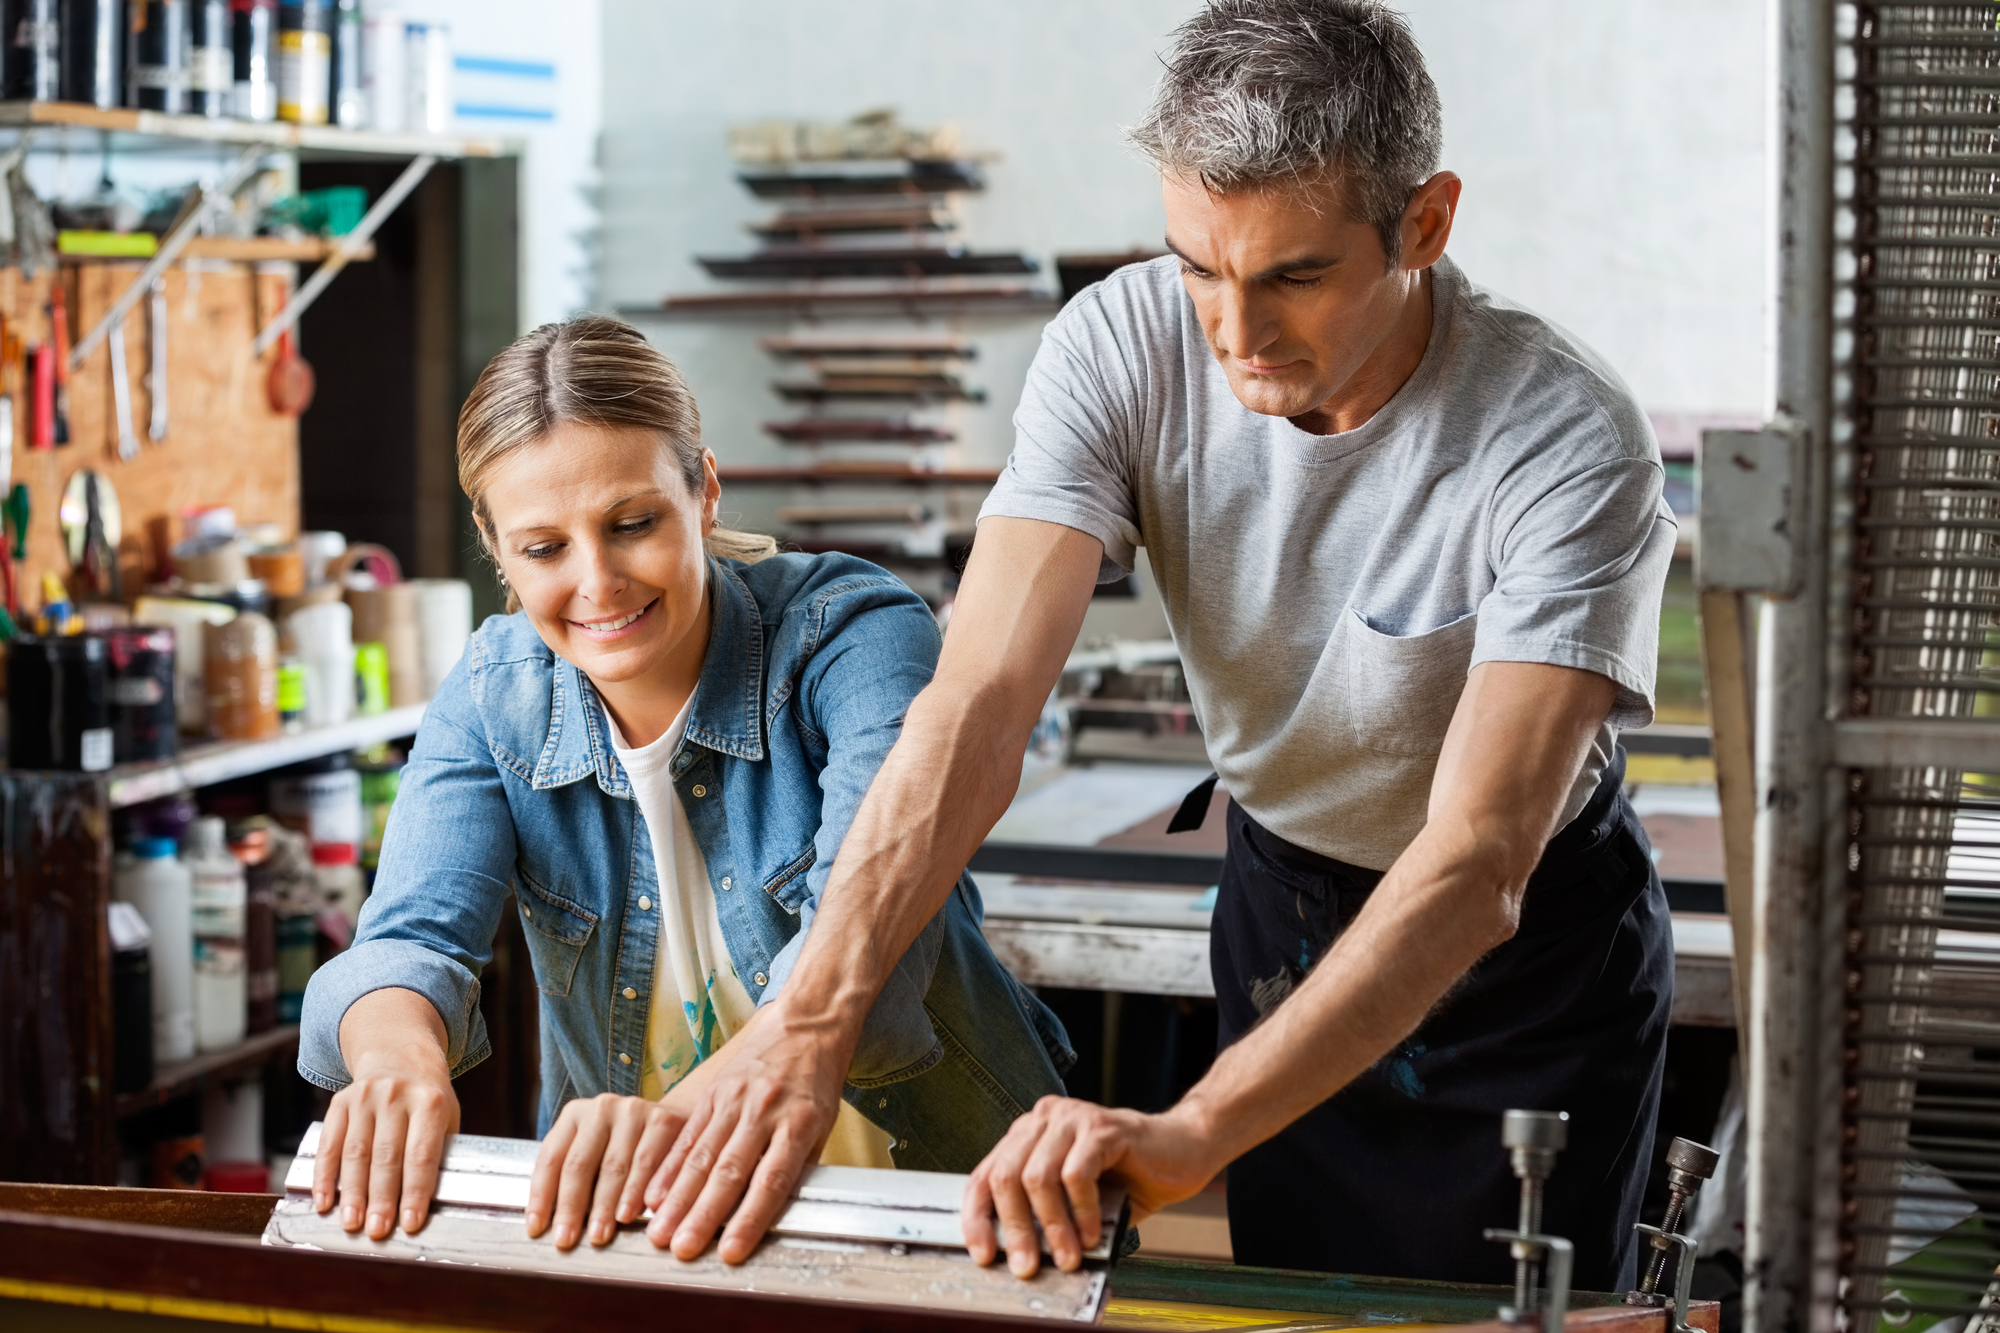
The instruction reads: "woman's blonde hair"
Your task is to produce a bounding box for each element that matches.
[458,315,777,610]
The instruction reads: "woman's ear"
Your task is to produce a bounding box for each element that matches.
[701,453,721,533]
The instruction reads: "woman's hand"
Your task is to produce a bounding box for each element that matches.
[527,1093,691,1249]
[314,988,460,1240]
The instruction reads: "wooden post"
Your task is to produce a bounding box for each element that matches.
[1698,588,1757,1029]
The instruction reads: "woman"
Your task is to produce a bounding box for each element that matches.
[299,316,1072,1254]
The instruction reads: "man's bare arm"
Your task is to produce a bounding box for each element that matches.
[964,660,1619,1274]
[644,517,1106,1261]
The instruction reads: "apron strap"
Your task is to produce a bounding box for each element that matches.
[1165,771,1220,833]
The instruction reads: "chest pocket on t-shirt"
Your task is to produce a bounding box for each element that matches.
[1342,608,1479,757]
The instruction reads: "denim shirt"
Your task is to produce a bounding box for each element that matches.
[301,552,1072,1166]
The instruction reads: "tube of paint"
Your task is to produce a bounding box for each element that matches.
[128,0,188,113]
[3,0,61,101]
[186,0,229,116]
[59,0,121,109]
[403,18,448,135]
[274,0,326,124]
[328,0,359,126]
[360,5,401,131]
[229,0,273,121]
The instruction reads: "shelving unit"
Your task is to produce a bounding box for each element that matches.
[115,1026,301,1119]
[105,705,427,808]
[0,100,511,160]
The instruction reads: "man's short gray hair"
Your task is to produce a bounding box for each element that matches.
[1130,0,1444,264]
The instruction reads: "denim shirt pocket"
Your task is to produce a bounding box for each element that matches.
[515,866,599,998]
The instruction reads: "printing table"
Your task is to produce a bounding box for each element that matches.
[0,1185,1721,1333]
[973,763,1738,1028]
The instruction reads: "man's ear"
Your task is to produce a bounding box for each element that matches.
[1401,171,1462,272]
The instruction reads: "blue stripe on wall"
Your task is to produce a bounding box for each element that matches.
[455,103,557,121]
[455,56,557,80]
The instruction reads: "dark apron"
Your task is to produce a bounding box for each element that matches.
[1209,749,1672,1290]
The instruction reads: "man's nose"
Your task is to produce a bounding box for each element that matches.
[1213,284,1277,361]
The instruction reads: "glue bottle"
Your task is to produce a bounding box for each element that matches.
[187,816,249,1052]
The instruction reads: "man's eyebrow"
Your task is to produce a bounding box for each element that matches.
[1163,237,1340,280]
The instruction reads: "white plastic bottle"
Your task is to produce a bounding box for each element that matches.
[186,817,249,1052]
[114,838,196,1063]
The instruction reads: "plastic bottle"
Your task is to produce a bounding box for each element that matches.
[114,837,196,1063]
[187,816,248,1052]
[312,842,365,931]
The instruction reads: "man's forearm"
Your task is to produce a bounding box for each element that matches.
[1175,824,1519,1161]
[763,519,1107,1041]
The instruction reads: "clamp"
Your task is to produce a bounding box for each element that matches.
[1484,1108,1574,1333]
[1625,1136,1719,1333]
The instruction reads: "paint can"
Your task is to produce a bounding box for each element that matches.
[229,0,273,120]
[360,4,401,130]
[274,0,326,124]
[3,0,61,102]
[409,577,471,697]
[246,542,305,597]
[403,18,448,134]
[328,0,359,125]
[6,633,114,771]
[59,0,121,109]
[128,0,188,113]
[203,611,279,740]
[270,751,363,852]
[186,0,229,115]
[104,624,178,763]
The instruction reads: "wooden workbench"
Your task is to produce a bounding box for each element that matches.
[0,1185,1721,1333]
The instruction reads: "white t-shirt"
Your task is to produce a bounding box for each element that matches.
[608,697,893,1169]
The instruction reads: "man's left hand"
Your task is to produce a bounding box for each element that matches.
[960,1094,1223,1278]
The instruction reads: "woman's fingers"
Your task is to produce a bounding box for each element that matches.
[526,1111,580,1239]
[335,1101,376,1233]
[551,1102,616,1250]
[313,1100,349,1214]
[587,1104,647,1246]
[399,1088,456,1235]
[365,1103,411,1239]
[620,1106,682,1224]
[649,1093,735,1248]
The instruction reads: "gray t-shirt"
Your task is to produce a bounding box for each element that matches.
[981,255,1675,870]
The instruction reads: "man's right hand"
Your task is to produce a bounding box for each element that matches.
[315,987,460,1240]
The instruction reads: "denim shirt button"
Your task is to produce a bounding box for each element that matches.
[691,784,708,798]
[753,971,767,986]
[619,1053,632,1065]
[638,896,652,911]
[721,877,732,890]
[623,987,637,1000]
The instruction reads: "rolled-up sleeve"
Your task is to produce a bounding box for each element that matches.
[757,580,949,1083]
[297,651,517,1091]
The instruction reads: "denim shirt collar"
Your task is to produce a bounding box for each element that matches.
[530,556,767,796]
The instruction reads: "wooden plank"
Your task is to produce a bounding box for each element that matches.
[0,1185,274,1236]
[1697,588,1758,1027]
[113,1025,299,1119]
[63,238,378,264]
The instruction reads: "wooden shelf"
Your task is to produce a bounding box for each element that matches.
[628,284,1060,319]
[721,466,1001,486]
[63,236,377,264]
[104,704,426,808]
[115,1025,300,1118]
[0,100,512,159]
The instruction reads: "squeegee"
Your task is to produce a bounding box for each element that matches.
[268,1122,1128,1322]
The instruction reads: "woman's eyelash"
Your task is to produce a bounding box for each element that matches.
[522,544,560,561]
[616,516,655,535]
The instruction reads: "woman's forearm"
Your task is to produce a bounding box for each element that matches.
[338,987,452,1079]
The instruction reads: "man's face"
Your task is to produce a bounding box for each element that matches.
[1163,172,1422,422]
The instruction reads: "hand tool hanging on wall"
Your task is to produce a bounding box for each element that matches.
[1483,1109,1574,1333]
[266,328,313,415]
[1625,1137,1719,1333]
[30,340,52,449]
[48,281,70,444]
[70,143,263,372]
[108,316,138,462]
[267,1122,1126,1323]
[148,279,168,442]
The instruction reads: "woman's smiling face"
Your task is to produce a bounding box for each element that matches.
[480,422,719,691]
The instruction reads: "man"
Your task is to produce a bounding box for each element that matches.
[643,0,1675,1289]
